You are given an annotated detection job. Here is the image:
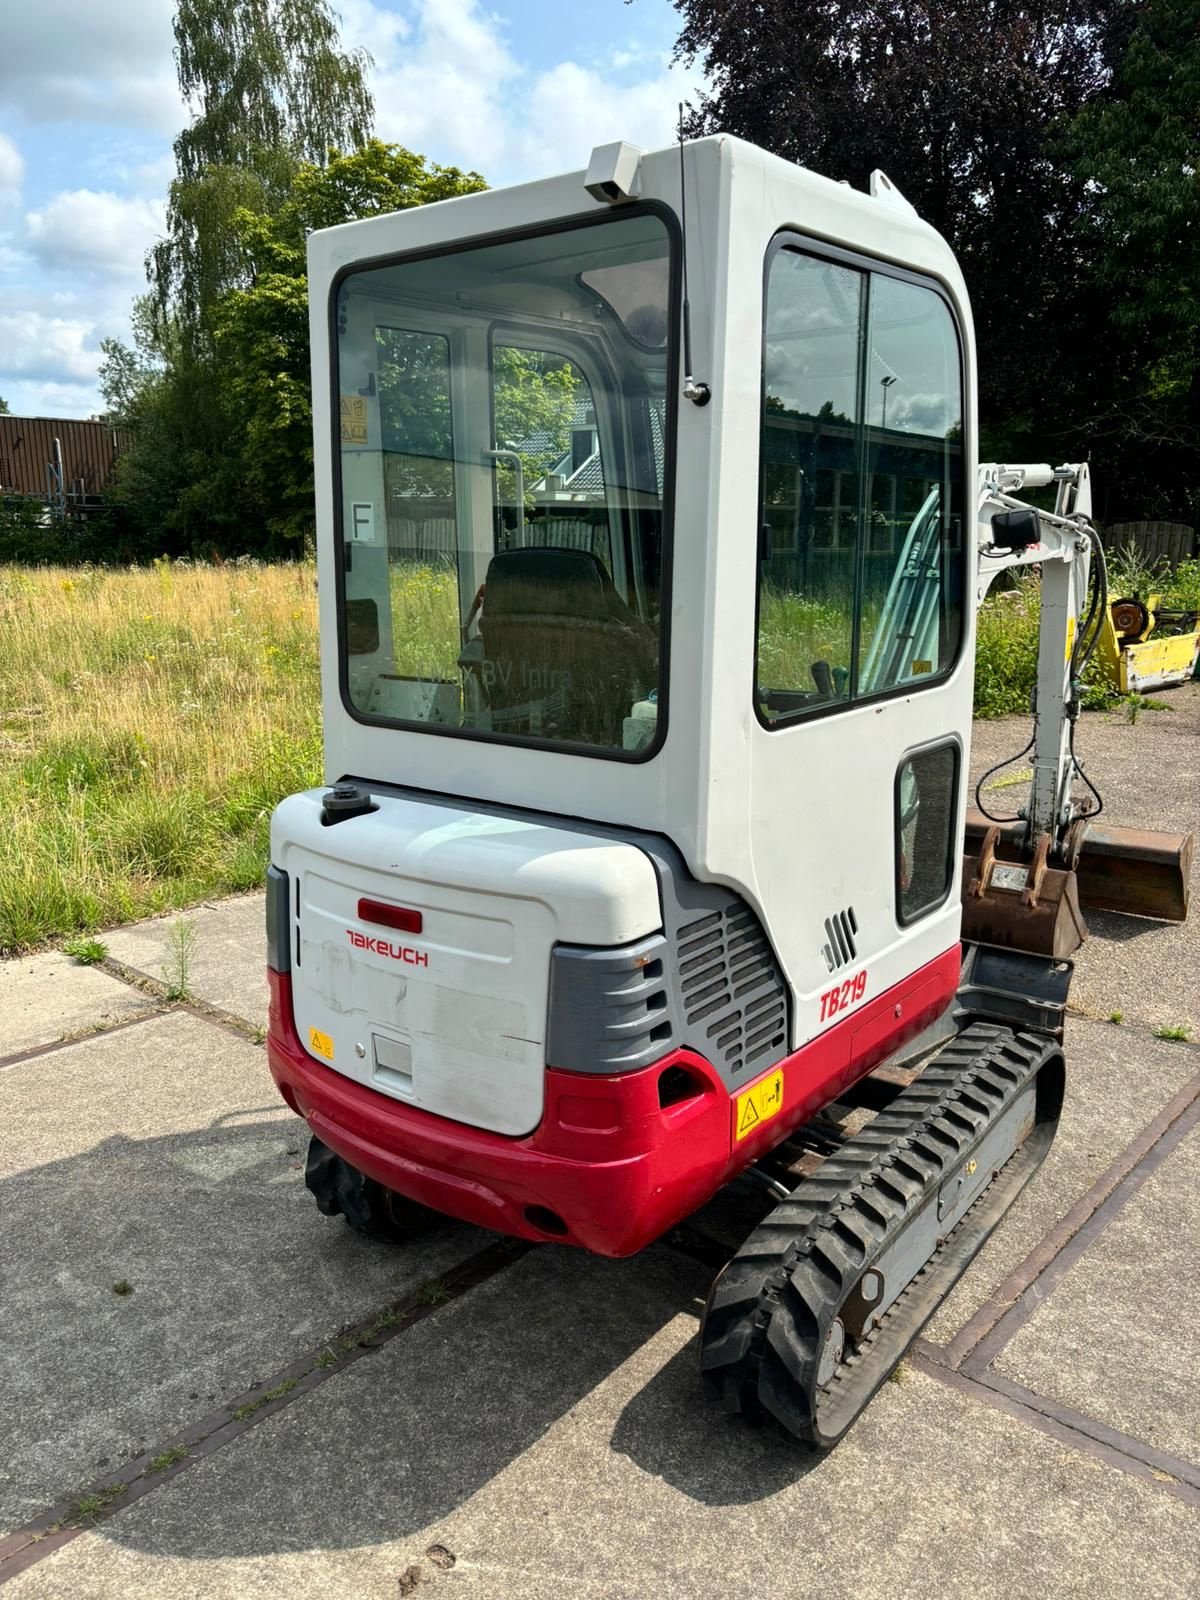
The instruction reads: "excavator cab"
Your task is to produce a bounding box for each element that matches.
[266,136,1190,1448]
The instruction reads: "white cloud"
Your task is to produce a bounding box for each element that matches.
[514,58,703,178]
[25,189,165,279]
[348,0,703,186]
[0,0,181,132]
[0,132,23,205]
[0,0,707,418]
[0,310,102,385]
[0,375,104,419]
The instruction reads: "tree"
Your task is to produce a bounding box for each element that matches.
[97,319,157,426]
[1063,0,1200,518]
[671,2,1135,452]
[209,142,487,550]
[0,396,9,414]
[152,0,374,341]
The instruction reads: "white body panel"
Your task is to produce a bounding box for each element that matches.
[299,135,979,1105]
[272,790,661,1135]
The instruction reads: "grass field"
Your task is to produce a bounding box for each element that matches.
[5,550,1195,953]
[0,560,321,953]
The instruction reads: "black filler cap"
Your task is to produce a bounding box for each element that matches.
[320,783,377,826]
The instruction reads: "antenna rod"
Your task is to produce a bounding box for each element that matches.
[678,104,710,407]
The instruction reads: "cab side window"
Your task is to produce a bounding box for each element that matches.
[756,248,964,723]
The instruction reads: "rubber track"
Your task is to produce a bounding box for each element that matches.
[700,1021,1063,1447]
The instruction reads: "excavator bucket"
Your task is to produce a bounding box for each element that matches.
[960,828,1087,960]
[964,810,1193,927]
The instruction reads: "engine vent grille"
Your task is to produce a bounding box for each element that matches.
[677,904,787,1078]
[822,906,858,971]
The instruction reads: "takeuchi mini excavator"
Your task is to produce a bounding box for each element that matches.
[265,135,1192,1447]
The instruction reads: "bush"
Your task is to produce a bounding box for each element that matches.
[973,582,1040,717]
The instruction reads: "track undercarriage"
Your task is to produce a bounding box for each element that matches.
[699,1019,1064,1447]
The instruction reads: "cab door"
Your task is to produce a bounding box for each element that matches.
[748,240,970,1043]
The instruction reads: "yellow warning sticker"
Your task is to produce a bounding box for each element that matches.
[910,659,933,675]
[1064,616,1077,665]
[339,394,368,446]
[735,1069,784,1141]
[308,1026,335,1062]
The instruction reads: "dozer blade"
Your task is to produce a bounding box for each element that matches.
[964,810,1193,924]
[1072,823,1193,922]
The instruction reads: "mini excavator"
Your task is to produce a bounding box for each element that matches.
[265,136,1192,1447]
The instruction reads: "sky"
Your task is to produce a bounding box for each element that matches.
[0,0,703,418]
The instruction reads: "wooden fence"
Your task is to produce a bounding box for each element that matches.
[1103,521,1196,568]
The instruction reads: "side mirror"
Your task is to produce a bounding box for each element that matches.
[991,508,1041,551]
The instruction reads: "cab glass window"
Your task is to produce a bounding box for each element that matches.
[334,210,675,756]
[897,742,959,923]
[756,246,964,723]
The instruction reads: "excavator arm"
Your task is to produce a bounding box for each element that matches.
[961,462,1192,956]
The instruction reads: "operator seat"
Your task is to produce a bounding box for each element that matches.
[476,547,656,746]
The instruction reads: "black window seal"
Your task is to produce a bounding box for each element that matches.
[752,229,971,733]
[327,201,681,766]
[894,733,962,928]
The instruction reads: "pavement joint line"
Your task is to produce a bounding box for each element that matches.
[0,1237,529,1588]
[0,1009,169,1073]
[942,1069,1200,1373]
[97,954,265,1044]
[909,1351,1200,1509]
[973,1368,1200,1493]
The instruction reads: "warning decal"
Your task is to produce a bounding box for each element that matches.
[340,394,368,445]
[735,1069,784,1142]
[308,1026,335,1062]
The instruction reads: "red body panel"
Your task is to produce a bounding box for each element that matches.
[267,946,960,1258]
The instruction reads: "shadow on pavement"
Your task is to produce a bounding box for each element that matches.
[83,1238,825,1559]
[1084,909,1176,945]
[610,1338,819,1502]
[1,1113,475,1535]
[6,1117,825,1556]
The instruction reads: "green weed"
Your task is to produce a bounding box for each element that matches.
[162,917,198,1001]
[1153,1024,1192,1042]
[1123,693,1170,725]
[64,936,109,965]
[69,1485,125,1521]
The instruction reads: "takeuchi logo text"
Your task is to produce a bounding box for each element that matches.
[347,930,429,966]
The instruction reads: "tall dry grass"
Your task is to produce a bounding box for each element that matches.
[1,559,322,952]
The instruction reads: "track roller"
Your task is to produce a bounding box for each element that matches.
[700,1022,1064,1448]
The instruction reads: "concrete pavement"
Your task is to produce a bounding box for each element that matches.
[1,702,1197,1597]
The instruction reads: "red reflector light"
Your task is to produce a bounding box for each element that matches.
[358,898,423,935]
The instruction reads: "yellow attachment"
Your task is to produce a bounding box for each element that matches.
[1096,598,1200,695]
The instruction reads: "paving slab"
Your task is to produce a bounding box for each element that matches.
[994,1121,1200,1465]
[8,1246,1198,1600]
[0,1009,481,1535]
[925,1016,1199,1344]
[1,949,158,1060]
[970,687,1200,1033]
[102,894,268,1030]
